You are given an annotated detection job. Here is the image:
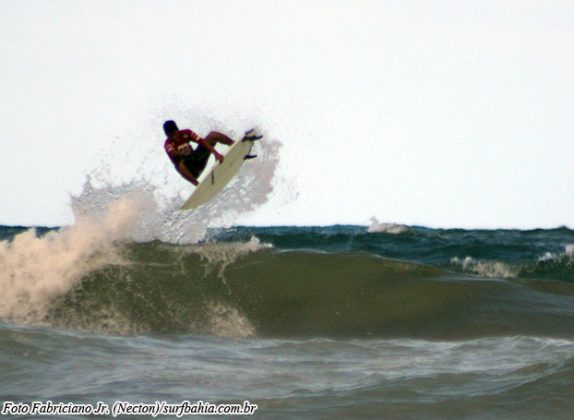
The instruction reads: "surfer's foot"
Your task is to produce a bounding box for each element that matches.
[243,128,263,141]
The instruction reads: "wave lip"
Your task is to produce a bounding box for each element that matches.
[0,197,140,325]
[367,218,411,234]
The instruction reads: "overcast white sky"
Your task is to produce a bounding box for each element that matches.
[1,0,573,228]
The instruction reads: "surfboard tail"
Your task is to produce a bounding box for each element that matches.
[181,132,258,210]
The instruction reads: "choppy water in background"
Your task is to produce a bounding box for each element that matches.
[2,223,574,418]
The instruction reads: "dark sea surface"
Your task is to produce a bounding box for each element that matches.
[1,224,574,418]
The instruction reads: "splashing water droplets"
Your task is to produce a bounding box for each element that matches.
[0,133,283,330]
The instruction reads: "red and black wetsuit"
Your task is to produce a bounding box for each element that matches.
[164,129,211,178]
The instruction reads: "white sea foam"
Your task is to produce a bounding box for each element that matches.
[538,244,574,264]
[0,196,141,324]
[451,256,519,279]
[367,217,410,234]
[205,303,256,338]
[74,135,282,244]
[361,336,574,383]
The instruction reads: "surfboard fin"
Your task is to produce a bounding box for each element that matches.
[242,135,262,142]
[242,128,263,142]
[244,154,257,160]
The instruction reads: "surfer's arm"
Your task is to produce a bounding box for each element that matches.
[198,139,224,163]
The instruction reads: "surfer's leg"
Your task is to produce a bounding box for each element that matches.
[188,145,211,176]
[177,161,199,185]
[204,131,234,146]
[180,149,211,180]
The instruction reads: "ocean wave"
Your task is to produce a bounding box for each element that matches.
[450,256,520,279]
[450,248,574,283]
[0,127,284,331]
[538,244,574,263]
[3,244,574,339]
[0,197,139,325]
[367,218,411,234]
[526,244,574,283]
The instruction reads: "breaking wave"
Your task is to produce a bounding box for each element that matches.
[0,132,283,335]
[2,239,574,339]
[367,217,411,234]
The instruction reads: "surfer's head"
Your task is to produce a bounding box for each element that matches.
[163,120,179,138]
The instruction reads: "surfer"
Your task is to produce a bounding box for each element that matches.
[163,120,234,186]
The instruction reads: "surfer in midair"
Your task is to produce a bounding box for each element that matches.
[163,120,234,186]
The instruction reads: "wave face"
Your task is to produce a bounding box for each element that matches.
[2,224,573,338]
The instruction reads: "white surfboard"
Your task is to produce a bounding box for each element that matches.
[180,131,260,210]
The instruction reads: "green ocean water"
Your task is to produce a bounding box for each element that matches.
[1,224,574,418]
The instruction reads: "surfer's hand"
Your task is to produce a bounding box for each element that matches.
[190,178,199,186]
[215,153,224,163]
